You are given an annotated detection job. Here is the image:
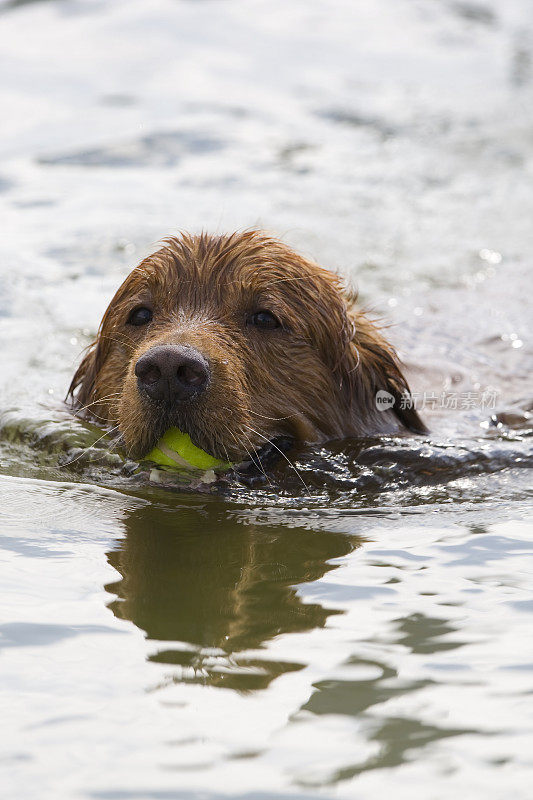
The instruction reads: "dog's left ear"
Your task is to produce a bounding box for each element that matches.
[336,301,428,435]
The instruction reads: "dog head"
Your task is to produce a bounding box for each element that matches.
[68,231,424,462]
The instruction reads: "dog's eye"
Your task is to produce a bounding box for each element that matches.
[247,310,280,330]
[127,307,153,326]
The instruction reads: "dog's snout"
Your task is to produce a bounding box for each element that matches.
[135,344,210,404]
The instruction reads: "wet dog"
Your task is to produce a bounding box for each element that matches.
[68,231,425,464]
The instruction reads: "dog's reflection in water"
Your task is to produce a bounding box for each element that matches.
[105,499,362,690]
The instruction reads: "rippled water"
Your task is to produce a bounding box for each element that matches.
[1,0,532,798]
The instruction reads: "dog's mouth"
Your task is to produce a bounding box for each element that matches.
[122,401,294,480]
[127,427,294,487]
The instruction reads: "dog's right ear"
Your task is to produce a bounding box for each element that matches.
[66,261,148,417]
[67,341,100,410]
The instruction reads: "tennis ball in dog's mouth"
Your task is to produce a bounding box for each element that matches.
[145,427,230,471]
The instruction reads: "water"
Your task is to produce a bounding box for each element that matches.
[1,0,532,798]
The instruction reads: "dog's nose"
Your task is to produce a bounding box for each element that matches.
[135,344,210,404]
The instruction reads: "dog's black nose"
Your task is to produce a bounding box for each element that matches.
[135,345,210,404]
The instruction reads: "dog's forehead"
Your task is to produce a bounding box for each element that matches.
[135,239,332,308]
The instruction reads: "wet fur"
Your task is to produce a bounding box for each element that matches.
[68,231,425,461]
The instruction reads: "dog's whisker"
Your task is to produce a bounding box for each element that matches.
[219,437,232,469]
[219,405,299,423]
[219,423,239,463]
[218,424,244,471]
[61,425,120,468]
[98,334,137,354]
[90,432,125,464]
[247,409,299,422]
[228,423,270,480]
[74,393,122,417]
[233,425,273,486]
[242,424,309,491]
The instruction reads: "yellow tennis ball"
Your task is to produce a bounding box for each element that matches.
[145,427,230,471]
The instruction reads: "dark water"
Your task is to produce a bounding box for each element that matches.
[1,0,532,798]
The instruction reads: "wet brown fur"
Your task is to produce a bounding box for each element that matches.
[68,231,425,461]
